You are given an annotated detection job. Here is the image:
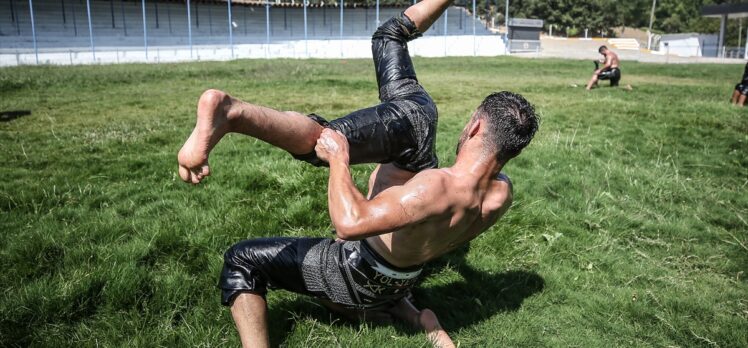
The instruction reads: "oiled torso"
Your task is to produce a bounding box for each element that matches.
[366,170,512,268]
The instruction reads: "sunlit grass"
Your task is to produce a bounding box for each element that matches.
[1,57,746,347]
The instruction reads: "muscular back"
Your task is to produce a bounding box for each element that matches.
[366,169,513,268]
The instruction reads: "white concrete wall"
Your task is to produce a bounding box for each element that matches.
[658,37,702,57]
[1,35,506,66]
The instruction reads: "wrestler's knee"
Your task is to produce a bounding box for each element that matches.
[224,239,258,267]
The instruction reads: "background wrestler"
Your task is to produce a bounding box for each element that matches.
[731,62,748,106]
[586,45,620,90]
[221,90,538,348]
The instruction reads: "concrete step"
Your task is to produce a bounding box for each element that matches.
[608,38,640,50]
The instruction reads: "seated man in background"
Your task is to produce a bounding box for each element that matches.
[586,45,621,90]
[731,62,748,106]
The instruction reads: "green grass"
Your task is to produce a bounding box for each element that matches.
[1,56,746,347]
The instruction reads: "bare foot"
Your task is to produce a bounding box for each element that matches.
[178,89,232,184]
[419,309,455,348]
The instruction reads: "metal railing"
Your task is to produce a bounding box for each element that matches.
[0,0,498,65]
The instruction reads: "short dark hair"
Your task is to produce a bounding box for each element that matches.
[598,45,608,53]
[476,91,539,162]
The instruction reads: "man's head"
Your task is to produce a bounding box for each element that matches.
[599,45,608,55]
[456,91,539,164]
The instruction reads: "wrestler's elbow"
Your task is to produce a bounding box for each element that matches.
[335,227,363,241]
[333,219,365,241]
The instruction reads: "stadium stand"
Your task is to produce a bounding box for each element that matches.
[1,0,492,49]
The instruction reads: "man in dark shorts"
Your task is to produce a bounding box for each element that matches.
[586,45,621,90]
[178,0,539,346]
[731,62,748,106]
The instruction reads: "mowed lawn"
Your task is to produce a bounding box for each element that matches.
[0,56,746,347]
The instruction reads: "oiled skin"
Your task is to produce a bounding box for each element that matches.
[316,119,513,269]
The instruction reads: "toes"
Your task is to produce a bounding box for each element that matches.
[178,166,192,183]
[190,171,201,184]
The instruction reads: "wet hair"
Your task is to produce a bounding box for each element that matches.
[475,91,539,162]
[598,45,608,53]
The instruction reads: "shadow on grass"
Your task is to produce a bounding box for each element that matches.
[264,243,544,345]
[0,110,31,122]
[414,244,545,331]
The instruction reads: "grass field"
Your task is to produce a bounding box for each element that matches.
[1,56,746,347]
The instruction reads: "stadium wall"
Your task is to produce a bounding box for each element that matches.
[0,0,505,65]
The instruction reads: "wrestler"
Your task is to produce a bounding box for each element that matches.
[221,87,538,347]
[731,62,748,106]
[586,45,621,90]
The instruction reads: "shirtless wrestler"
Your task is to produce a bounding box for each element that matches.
[586,45,621,90]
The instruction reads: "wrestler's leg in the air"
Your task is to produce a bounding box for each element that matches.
[177,89,323,184]
[230,293,270,348]
[363,0,454,193]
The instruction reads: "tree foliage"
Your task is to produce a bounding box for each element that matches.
[354,0,746,43]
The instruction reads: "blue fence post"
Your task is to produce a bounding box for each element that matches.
[376,0,379,27]
[28,0,39,64]
[304,0,308,57]
[265,0,270,58]
[86,0,95,62]
[472,0,476,56]
[227,0,233,58]
[142,0,148,61]
[443,7,447,56]
[339,0,343,57]
[121,0,127,36]
[187,0,192,59]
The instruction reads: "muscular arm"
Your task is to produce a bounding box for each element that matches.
[327,159,448,240]
[315,128,449,240]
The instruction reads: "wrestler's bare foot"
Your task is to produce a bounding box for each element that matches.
[178,89,232,184]
[419,309,455,348]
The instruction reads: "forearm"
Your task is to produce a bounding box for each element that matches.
[327,160,368,237]
[603,58,613,69]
